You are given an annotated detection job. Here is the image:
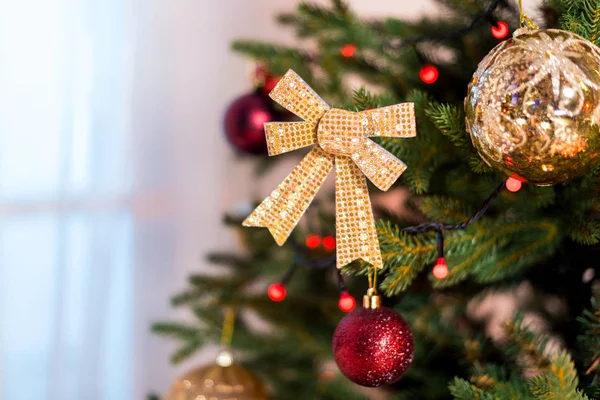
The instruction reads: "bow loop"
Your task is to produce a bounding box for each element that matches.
[360,104,417,138]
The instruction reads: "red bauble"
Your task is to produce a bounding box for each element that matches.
[224,91,277,155]
[332,306,414,387]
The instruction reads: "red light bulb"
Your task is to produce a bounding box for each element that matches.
[263,75,281,94]
[491,21,509,39]
[340,44,357,58]
[322,236,336,251]
[419,65,438,84]
[305,234,321,249]
[268,283,287,302]
[338,291,356,312]
[506,176,523,193]
[432,258,449,280]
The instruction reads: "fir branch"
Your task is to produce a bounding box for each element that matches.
[503,315,551,371]
[170,339,204,364]
[449,377,493,400]
[559,0,600,46]
[425,102,471,154]
[151,322,200,341]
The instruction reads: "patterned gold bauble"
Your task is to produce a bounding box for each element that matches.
[166,351,268,400]
[465,28,600,185]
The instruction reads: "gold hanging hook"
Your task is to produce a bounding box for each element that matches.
[518,0,539,29]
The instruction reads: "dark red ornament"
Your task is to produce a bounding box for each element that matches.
[332,305,414,387]
[224,91,278,155]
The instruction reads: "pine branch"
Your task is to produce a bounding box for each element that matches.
[449,377,493,400]
[503,315,551,371]
[151,322,201,341]
[559,0,600,46]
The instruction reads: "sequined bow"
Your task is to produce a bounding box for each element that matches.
[243,70,416,269]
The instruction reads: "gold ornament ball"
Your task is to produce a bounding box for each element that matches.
[166,353,268,400]
[465,28,600,185]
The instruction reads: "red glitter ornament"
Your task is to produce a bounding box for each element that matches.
[224,91,279,155]
[332,303,414,387]
[267,283,286,302]
[419,64,438,84]
[338,292,356,313]
[305,234,321,249]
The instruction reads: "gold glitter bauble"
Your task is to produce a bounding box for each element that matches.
[165,359,269,400]
[465,28,600,185]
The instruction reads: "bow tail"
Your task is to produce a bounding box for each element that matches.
[335,156,383,269]
[243,147,334,245]
[354,139,407,191]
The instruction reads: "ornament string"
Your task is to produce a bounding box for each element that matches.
[517,0,539,29]
[220,306,236,348]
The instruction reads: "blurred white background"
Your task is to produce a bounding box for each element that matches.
[0,0,537,398]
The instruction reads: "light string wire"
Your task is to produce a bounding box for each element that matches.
[384,0,507,51]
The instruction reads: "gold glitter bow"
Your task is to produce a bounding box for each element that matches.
[243,70,416,269]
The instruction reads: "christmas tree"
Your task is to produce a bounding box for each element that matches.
[152,1,600,399]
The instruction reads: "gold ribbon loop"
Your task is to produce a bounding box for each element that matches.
[243,70,416,269]
[269,70,330,123]
[265,122,317,156]
[360,104,417,138]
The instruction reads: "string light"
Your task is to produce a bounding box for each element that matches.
[338,291,356,312]
[420,65,439,84]
[268,283,287,302]
[506,175,523,192]
[322,236,336,251]
[490,20,509,39]
[433,258,449,280]
[305,234,322,249]
[340,44,357,58]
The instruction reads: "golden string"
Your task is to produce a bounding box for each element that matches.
[518,0,539,29]
[220,306,236,347]
[368,267,378,291]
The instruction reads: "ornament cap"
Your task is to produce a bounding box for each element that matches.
[215,349,233,367]
[362,287,381,309]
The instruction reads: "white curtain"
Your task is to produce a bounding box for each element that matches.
[0,0,156,398]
